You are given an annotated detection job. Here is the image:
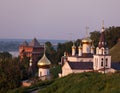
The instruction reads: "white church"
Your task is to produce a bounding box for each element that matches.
[37,47,51,80]
[60,24,116,77]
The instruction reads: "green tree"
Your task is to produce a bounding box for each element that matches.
[0,52,12,61]
[105,26,120,48]
[0,58,21,93]
[90,31,101,48]
[45,41,57,64]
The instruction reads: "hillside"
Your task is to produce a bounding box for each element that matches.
[110,41,120,62]
[39,72,120,93]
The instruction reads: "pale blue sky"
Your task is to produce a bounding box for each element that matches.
[0,0,120,40]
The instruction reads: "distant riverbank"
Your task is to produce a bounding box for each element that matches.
[9,51,19,57]
[0,39,67,52]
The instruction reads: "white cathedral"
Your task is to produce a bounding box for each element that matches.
[60,24,116,77]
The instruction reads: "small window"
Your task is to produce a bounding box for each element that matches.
[106,58,108,66]
[101,58,103,66]
[101,62,103,66]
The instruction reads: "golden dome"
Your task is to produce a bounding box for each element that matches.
[72,44,76,49]
[82,37,92,43]
[38,54,51,66]
[78,44,82,49]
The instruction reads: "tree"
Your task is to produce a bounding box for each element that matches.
[0,58,21,93]
[90,31,101,48]
[90,26,120,49]
[45,41,57,64]
[0,52,12,61]
[105,26,120,48]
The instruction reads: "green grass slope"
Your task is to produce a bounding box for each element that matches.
[110,41,120,62]
[39,72,120,93]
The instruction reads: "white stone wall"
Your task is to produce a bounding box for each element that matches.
[72,48,76,56]
[78,48,82,56]
[38,68,50,77]
[62,62,73,76]
[93,55,111,70]
[91,48,94,54]
[67,57,93,62]
[82,44,91,53]
[72,70,92,73]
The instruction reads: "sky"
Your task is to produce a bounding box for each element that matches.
[0,0,120,40]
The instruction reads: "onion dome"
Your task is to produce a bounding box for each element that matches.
[72,43,76,49]
[29,38,40,46]
[82,37,92,43]
[38,53,51,67]
[21,41,28,46]
[78,44,82,49]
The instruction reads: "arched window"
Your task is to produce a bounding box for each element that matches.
[106,58,108,66]
[102,49,104,55]
[101,58,103,66]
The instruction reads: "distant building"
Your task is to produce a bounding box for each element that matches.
[60,23,116,77]
[19,38,44,70]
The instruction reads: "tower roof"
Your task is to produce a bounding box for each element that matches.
[78,43,82,49]
[38,44,51,66]
[29,38,40,46]
[21,41,28,46]
[72,43,76,49]
[38,53,51,66]
[98,22,106,48]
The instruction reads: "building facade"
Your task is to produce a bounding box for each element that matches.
[37,51,51,80]
[19,38,44,70]
[60,24,115,77]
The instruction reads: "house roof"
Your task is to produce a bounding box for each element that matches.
[68,62,93,70]
[29,38,40,46]
[98,27,107,48]
[21,41,28,46]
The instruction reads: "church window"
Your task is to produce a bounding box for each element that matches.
[106,58,108,66]
[102,49,103,54]
[101,58,103,66]
[95,61,98,67]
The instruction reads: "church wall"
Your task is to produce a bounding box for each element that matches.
[38,68,50,77]
[82,43,91,53]
[62,62,73,76]
[72,69,92,73]
[93,55,111,70]
[67,57,93,62]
